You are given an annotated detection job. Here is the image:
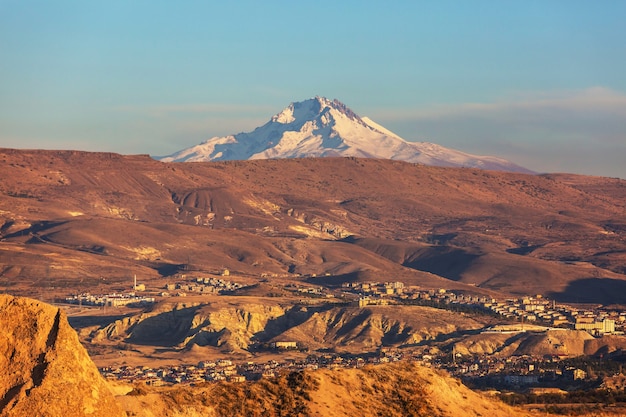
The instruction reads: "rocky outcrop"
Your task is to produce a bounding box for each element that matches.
[92,302,290,352]
[279,305,483,350]
[90,302,483,355]
[453,328,601,358]
[0,295,123,417]
[286,208,352,238]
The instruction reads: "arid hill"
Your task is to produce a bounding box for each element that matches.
[0,295,123,417]
[1,148,625,302]
[71,298,486,365]
[448,327,622,358]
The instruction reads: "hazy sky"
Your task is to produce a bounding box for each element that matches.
[1,1,625,178]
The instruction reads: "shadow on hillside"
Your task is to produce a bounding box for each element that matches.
[126,305,203,346]
[334,309,373,339]
[68,313,134,329]
[548,278,626,305]
[154,262,187,276]
[402,248,481,281]
[305,272,362,287]
[382,321,416,346]
[402,328,484,348]
[499,332,538,355]
[2,220,68,240]
[253,304,338,343]
[506,244,543,256]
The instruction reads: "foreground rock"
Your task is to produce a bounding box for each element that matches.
[0,295,123,417]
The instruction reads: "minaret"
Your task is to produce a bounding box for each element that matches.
[134,274,137,291]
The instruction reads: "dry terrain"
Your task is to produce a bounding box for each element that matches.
[0,148,625,303]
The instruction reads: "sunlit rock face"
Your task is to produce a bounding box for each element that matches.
[0,295,124,417]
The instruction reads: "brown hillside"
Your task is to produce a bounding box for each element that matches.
[1,149,625,302]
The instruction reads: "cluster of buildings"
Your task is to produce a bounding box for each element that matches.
[163,274,243,296]
[483,296,568,325]
[341,281,626,336]
[100,353,392,386]
[342,281,405,296]
[342,283,491,306]
[280,283,337,300]
[64,292,155,307]
[405,288,492,305]
[482,296,625,335]
[440,353,592,389]
[573,314,619,335]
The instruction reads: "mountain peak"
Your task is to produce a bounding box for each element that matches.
[271,96,364,126]
[159,98,532,173]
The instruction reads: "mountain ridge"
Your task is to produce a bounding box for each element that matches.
[160,96,533,173]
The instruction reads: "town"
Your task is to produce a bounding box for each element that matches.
[86,273,626,392]
[65,273,626,335]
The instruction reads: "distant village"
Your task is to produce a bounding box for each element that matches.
[64,275,626,337]
[342,281,625,336]
[64,270,242,306]
[160,272,244,297]
[85,273,626,389]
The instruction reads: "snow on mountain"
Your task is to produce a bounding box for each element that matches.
[159,96,533,173]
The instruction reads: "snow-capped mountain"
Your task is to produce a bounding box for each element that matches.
[159,96,532,173]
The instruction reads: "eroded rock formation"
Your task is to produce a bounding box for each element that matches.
[0,295,123,417]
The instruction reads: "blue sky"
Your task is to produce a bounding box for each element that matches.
[1,1,625,177]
